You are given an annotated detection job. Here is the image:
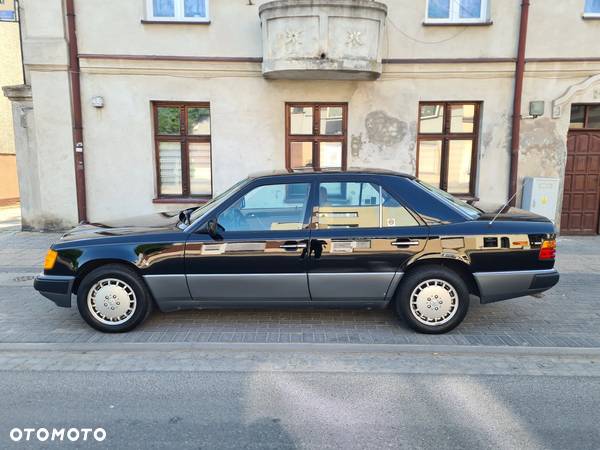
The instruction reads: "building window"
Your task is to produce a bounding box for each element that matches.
[417,102,480,196]
[146,0,209,22]
[584,0,600,16]
[286,103,347,172]
[425,0,489,23]
[153,102,212,199]
[570,104,600,129]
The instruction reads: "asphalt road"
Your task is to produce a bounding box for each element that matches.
[1,348,599,450]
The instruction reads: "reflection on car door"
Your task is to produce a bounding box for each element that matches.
[185,181,313,303]
[308,177,428,303]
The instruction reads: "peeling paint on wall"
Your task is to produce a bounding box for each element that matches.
[365,111,407,148]
[350,111,415,173]
[351,133,363,157]
[519,117,566,179]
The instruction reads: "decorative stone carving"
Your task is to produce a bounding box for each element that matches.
[259,0,387,80]
[552,73,600,118]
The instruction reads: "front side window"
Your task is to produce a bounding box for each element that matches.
[153,102,211,198]
[585,0,600,14]
[286,103,347,172]
[147,0,209,22]
[315,182,418,229]
[417,102,480,196]
[426,0,488,23]
[218,183,311,232]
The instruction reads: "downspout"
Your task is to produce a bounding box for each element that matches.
[65,0,87,222]
[508,0,530,206]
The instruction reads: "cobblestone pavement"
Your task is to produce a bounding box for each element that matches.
[0,230,599,347]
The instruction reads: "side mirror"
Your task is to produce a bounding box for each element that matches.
[201,219,225,240]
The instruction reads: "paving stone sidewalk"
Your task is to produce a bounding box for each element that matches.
[0,230,599,347]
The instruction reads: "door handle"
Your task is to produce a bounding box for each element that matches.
[280,243,307,250]
[392,239,420,247]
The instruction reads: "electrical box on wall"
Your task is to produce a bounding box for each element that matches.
[521,177,560,222]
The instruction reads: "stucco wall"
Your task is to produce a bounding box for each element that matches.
[78,59,518,221]
[10,0,600,228]
[0,154,19,199]
[5,0,78,229]
[0,22,21,155]
[74,0,523,60]
[0,20,22,200]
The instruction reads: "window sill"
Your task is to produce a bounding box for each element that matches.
[582,13,600,19]
[422,20,493,26]
[141,19,211,25]
[153,197,211,204]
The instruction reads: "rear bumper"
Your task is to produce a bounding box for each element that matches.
[33,274,74,308]
[474,269,559,304]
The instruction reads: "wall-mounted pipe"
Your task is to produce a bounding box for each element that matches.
[508,0,531,206]
[66,0,87,222]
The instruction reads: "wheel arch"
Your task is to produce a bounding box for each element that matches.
[72,259,144,295]
[400,257,481,299]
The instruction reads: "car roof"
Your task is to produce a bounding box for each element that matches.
[248,168,415,180]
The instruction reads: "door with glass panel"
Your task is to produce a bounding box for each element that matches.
[417,102,480,197]
[185,180,314,303]
[153,102,212,199]
[307,176,428,302]
[286,103,347,171]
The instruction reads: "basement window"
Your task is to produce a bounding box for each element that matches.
[425,0,490,24]
[146,0,209,23]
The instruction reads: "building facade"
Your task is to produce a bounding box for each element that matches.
[4,0,600,234]
[0,0,22,203]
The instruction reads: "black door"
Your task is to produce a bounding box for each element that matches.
[308,177,428,303]
[185,180,313,304]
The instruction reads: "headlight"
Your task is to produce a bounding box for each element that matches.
[44,249,58,270]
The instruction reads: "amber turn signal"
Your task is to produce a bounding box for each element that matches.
[44,249,58,270]
[538,239,556,260]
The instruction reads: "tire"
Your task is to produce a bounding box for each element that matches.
[394,266,470,334]
[76,264,153,333]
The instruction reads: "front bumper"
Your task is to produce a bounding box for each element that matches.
[474,269,559,304]
[33,274,75,308]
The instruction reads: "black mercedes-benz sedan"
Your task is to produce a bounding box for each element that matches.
[34,170,559,334]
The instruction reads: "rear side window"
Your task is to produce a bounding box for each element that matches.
[315,182,418,229]
[383,176,469,225]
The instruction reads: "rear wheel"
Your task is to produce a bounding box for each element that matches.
[77,264,152,333]
[395,266,470,334]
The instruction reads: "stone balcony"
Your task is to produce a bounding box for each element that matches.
[259,0,387,80]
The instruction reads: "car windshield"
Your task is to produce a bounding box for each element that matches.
[416,180,481,219]
[182,178,251,227]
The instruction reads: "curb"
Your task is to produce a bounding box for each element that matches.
[1,342,599,357]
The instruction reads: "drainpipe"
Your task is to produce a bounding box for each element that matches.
[508,0,530,206]
[66,0,87,222]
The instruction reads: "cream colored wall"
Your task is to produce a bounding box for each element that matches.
[79,58,517,221]
[527,0,600,59]
[75,0,522,60]
[13,0,600,227]
[0,21,22,201]
[8,0,79,228]
[0,21,22,154]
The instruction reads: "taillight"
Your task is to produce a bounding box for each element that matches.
[539,239,556,260]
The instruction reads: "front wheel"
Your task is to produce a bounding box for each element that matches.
[394,266,470,334]
[76,264,153,333]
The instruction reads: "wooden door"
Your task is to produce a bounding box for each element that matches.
[561,131,600,234]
